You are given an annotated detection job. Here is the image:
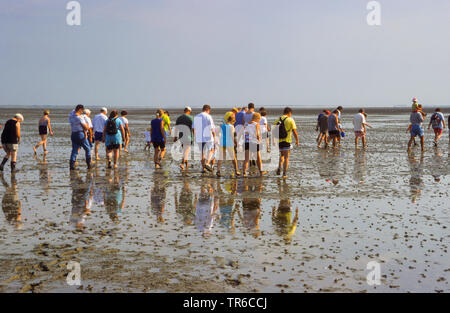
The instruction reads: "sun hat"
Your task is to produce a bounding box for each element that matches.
[14,113,24,122]
[412,97,418,102]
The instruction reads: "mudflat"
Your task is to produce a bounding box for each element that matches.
[0,108,448,293]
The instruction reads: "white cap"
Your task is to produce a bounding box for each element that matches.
[185,106,192,112]
[101,107,108,113]
[14,113,24,122]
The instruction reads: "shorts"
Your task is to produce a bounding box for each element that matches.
[278,141,292,151]
[198,142,214,154]
[94,132,104,142]
[39,126,48,135]
[153,141,166,150]
[433,128,443,136]
[354,131,365,138]
[245,142,260,152]
[319,130,327,135]
[411,125,424,137]
[328,130,340,137]
[3,144,19,153]
[106,144,121,150]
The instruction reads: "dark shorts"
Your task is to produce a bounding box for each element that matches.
[94,132,103,142]
[328,130,340,137]
[153,141,165,150]
[245,142,260,152]
[106,144,121,150]
[39,126,48,135]
[278,141,292,151]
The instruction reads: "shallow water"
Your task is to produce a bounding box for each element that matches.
[0,108,448,293]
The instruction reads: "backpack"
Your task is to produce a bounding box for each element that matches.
[105,118,118,135]
[431,113,441,127]
[276,117,288,139]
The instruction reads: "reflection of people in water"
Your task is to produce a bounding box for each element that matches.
[104,170,126,223]
[272,182,298,241]
[272,180,298,241]
[194,181,219,236]
[353,149,367,184]
[174,178,196,225]
[217,179,237,233]
[236,178,263,237]
[69,171,92,229]
[36,154,52,195]
[429,147,445,182]
[150,173,167,223]
[1,173,22,229]
[408,152,424,203]
[317,149,342,185]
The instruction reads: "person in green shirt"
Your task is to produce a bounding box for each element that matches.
[273,107,299,179]
[162,111,172,137]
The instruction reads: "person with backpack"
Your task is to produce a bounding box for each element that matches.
[102,110,125,169]
[273,107,299,179]
[0,114,24,173]
[427,108,446,146]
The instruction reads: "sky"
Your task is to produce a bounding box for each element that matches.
[1,0,450,109]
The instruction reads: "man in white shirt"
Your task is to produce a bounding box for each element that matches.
[92,107,108,160]
[353,108,371,149]
[193,104,216,173]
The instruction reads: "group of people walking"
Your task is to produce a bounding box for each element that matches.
[149,104,299,178]
[0,98,448,177]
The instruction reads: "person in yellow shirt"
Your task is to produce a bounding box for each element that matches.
[273,107,299,179]
[162,111,172,137]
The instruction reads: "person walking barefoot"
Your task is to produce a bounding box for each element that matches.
[103,110,125,169]
[427,108,445,146]
[120,111,130,153]
[150,110,167,168]
[0,114,24,173]
[353,108,371,149]
[33,110,53,155]
[407,109,426,152]
[92,107,108,161]
[216,114,240,177]
[273,107,299,179]
[242,113,267,177]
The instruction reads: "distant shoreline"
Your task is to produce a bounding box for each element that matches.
[1,106,449,115]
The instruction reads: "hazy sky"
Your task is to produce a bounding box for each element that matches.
[1,0,450,108]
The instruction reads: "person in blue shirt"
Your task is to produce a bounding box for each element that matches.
[69,104,91,170]
[102,110,125,169]
[234,107,247,127]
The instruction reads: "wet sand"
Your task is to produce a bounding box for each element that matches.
[0,108,448,293]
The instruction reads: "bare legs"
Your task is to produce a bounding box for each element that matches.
[408,135,425,152]
[95,141,101,160]
[106,148,120,169]
[34,135,48,154]
[277,150,290,178]
[217,148,239,176]
[317,133,328,148]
